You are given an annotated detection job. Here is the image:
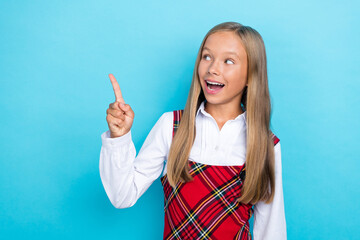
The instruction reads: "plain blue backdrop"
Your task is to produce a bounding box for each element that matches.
[1,0,359,239]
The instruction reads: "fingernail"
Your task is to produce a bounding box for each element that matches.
[120,103,125,107]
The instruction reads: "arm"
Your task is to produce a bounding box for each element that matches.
[253,142,287,239]
[99,112,172,208]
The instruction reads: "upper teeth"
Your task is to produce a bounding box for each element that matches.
[206,80,224,86]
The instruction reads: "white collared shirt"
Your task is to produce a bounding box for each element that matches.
[99,100,287,239]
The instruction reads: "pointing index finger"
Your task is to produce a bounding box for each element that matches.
[109,73,124,103]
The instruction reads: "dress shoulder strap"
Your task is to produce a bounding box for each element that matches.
[271,131,280,146]
[172,109,184,138]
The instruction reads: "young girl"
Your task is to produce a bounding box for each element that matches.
[100,22,286,239]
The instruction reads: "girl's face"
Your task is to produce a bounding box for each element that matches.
[198,31,248,108]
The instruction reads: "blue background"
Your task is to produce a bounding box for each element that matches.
[1,0,359,239]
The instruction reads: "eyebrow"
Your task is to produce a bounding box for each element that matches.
[202,47,240,59]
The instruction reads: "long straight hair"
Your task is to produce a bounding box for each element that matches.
[166,22,275,205]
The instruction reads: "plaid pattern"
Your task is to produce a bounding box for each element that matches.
[172,110,183,138]
[161,160,252,240]
[161,110,280,240]
[271,132,280,146]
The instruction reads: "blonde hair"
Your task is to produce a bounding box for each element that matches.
[167,22,275,205]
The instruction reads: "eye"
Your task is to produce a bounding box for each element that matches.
[202,54,211,60]
[225,59,234,64]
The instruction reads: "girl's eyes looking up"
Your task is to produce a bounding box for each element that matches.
[203,54,211,61]
[201,54,234,64]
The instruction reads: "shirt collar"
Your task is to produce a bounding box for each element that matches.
[196,100,247,122]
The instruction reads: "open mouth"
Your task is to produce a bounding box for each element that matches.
[205,80,225,91]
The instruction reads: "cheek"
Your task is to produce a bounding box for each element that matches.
[239,63,248,79]
[227,68,244,81]
[198,62,205,76]
[226,69,247,88]
[197,63,205,87]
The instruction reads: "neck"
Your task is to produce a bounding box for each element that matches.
[204,100,244,128]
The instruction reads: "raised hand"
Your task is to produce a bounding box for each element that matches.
[106,73,135,138]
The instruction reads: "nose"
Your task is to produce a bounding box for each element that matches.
[207,60,220,75]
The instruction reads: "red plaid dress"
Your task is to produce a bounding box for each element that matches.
[161,110,280,240]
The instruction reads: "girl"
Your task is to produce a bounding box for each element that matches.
[100,22,286,239]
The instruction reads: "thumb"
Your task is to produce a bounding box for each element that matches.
[119,102,128,111]
[119,102,134,118]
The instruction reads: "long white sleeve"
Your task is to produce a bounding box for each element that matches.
[99,112,172,209]
[253,142,287,239]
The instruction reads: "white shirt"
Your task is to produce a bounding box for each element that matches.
[99,100,287,240]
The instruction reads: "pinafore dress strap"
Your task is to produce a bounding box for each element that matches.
[271,131,280,146]
[172,109,184,138]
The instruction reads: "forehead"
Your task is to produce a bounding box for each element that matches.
[203,31,246,57]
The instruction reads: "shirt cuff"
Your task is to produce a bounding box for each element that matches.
[101,130,132,148]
